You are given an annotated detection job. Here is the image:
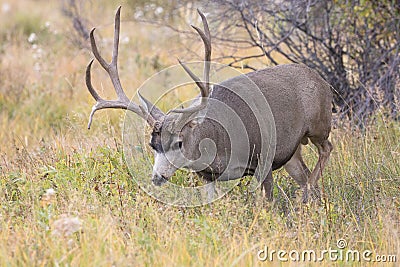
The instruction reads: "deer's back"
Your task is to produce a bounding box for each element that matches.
[210,64,332,169]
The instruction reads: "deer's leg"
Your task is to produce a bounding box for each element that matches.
[261,170,274,201]
[305,138,333,202]
[284,144,313,202]
[284,144,311,187]
[205,181,216,203]
[309,138,333,185]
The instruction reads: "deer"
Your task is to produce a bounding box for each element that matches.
[85,7,333,203]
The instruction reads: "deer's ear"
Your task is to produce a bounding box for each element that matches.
[188,117,204,129]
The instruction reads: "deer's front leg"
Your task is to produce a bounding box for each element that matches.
[260,170,273,201]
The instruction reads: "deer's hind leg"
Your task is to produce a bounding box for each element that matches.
[304,137,333,202]
[284,144,312,202]
[308,138,333,184]
[284,137,332,203]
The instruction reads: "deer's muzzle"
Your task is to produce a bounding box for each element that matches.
[152,173,168,186]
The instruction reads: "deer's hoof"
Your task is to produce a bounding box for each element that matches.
[302,185,321,203]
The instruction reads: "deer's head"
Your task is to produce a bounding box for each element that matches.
[86,7,212,185]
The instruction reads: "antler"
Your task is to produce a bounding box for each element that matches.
[86,6,155,128]
[172,9,212,114]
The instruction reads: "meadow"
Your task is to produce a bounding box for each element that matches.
[0,1,399,266]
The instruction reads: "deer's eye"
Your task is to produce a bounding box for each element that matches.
[173,141,183,150]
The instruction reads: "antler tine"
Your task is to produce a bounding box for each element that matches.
[111,6,121,66]
[85,58,145,129]
[86,6,152,129]
[186,9,211,98]
[178,59,208,98]
[195,8,211,94]
[86,59,102,129]
[172,9,212,114]
[90,6,129,103]
[86,59,101,101]
[89,28,108,70]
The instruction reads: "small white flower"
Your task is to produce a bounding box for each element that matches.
[155,7,164,16]
[51,215,82,237]
[28,33,37,43]
[34,48,43,58]
[2,3,10,13]
[41,187,56,203]
[122,36,130,44]
[134,10,143,19]
[45,188,56,196]
[33,62,41,72]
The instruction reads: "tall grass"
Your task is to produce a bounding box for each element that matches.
[0,1,398,266]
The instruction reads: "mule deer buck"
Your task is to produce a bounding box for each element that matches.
[85,7,333,203]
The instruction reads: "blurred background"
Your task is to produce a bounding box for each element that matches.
[0,0,398,157]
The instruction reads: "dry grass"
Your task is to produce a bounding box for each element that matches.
[0,1,399,266]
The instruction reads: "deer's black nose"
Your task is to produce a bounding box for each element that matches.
[152,174,167,186]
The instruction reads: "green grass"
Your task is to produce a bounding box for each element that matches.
[0,121,399,266]
[0,1,399,266]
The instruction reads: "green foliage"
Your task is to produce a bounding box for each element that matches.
[1,119,399,265]
[9,12,43,37]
